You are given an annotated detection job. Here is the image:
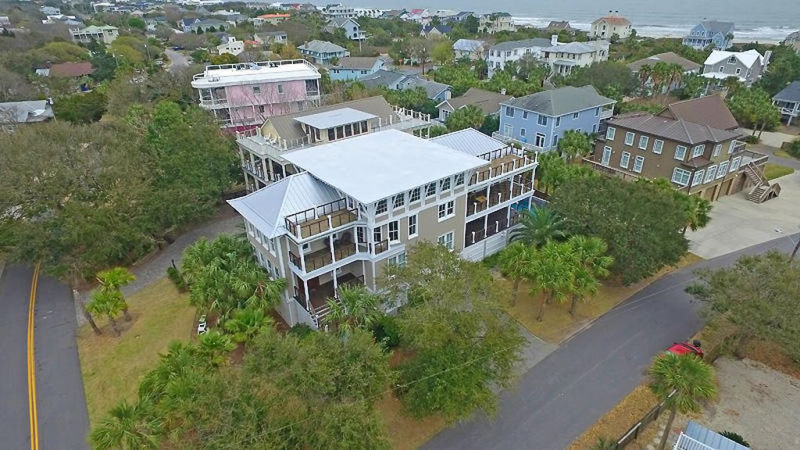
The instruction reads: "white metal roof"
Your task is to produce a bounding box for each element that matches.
[191,60,320,88]
[283,130,488,204]
[704,49,763,68]
[431,128,506,157]
[294,108,376,129]
[227,172,341,238]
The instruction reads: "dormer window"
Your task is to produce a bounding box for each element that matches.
[727,56,736,64]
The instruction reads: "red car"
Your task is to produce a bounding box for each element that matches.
[667,340,704,358]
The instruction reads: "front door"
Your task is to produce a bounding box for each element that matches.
[601,146,612,166]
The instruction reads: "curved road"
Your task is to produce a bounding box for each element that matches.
[0,264,89,449]
[425,234,799,450]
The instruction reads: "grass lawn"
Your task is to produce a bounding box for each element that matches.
[376,393,448,450]
[763,163,795,180]
[774,149,798,160]
[77,277,196,425]
[501,253,704,344]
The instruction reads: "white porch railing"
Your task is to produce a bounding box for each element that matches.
[491,131,548,152]
[673,433,716,450]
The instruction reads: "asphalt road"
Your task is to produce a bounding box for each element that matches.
[0,264,89,450]
[425,234,799,450]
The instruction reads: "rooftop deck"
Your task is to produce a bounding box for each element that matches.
[191,59,320,88]
[470,147,537,185]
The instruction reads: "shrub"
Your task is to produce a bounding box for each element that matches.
[371,314,400,350]
[742,135,760,144]
[166,266,187,291]
[288,323,314,338]
[719,431,749,447]
[787,139,800,158]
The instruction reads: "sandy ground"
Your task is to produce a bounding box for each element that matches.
[694,358,800,450]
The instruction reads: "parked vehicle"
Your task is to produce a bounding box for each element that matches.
[197,314,208,335]
[666,340,703,358]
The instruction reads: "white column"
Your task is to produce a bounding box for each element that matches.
[332,268,339,298]
[303,278,310,309]
[300,242,307,273]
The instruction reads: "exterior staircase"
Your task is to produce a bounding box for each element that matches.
[743,162,781,203]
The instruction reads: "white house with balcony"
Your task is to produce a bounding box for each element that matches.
[229,128,538,328]
[773,81,800,126]
[191,59,321,129]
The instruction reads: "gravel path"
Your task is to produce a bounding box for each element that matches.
[75,205,241,324]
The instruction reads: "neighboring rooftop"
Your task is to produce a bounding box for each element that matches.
[453,39,484,53]
[403,76,451,99]
[704,49,763,67]
[593,14,631,26]
[294,107,376,129]
[773,80,800,102]
[627,52,702,72]
[697,20,735,34]
[282,130,487,204]
[490,38,551,51]
[438,87,511,116]
[0,100,54,124]
[49,61,94,77]
[678,421,750,450]
[191,59,320,88]
[661,95,739,130]
[544,40,607,54]
[431,128,507,157]
[333,56,382,70]
[358,69,407,89]
[227,172,341,239]
[502,85,614,116]
[298,40,347,54]
[608,113,741,145]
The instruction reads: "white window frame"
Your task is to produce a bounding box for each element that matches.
[393,193,405,209]
[692,169,705,186]
[388,220,399,242]
[601,146,612,166]
[730,156,741,171]
[408,214,418,238]
[537,114,548,126]
[437,200,455,221]
[409,187,421,203]
[704,165,717,183]
[633,155,644,173]
[573,112,579,119]
[503,124,513,137]
[520,128,526,137]
[425,182,436,198]
[638,135,649,150]
[652,139,663,154]
[624,131,635,146]
[691,144,705,158]
[674,145,687,160]
[505,106,514,117]
[375,199,387,214]
[373,226,382,243]
[437,231,454,251]
[671,167,691,186]
[620,151,630,169]
[716,161,729,178]
[606,126,616,140]
[713,144,722,157]
[555,116,561,127]
[440,177,451,192]
[454,173,464,186]
[388,252,407,267]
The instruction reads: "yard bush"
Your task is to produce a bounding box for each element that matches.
[787,139,800,158]
[719,431,750,447]
[742,135,760,144]
[371,314,400,350]
[166,266,187,291]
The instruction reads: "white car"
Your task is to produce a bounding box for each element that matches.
[197,315,208,335]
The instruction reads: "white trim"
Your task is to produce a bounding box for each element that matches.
[624,131,635,146]
[620,151,630,169]
[652,139,663,154]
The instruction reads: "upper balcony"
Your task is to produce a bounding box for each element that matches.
[491,131,547,153]
[284,198,360,240]
[469,146,537,185]
[598,106,614,120]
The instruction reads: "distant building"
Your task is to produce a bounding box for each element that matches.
[322,4,356,20]
[542,36,610,76]
[420,24,451,38]
[69,25,118,44]
[441,11,474,25]
[589,11,632,39]
[0,100,54,129]
[436,87,510,122]
[453,39,486,60]
[298,40,349,65]
[254,31,288,46]
[329,56,386,81]
[701,49,770,86]
[773,81,800,126]
[190,59,322,129]
[675,421,751,450]
[184,19,229,33]
[486,38,552,77]
[323,17,365,41]
[358,70,452,102]
[354,8,382,18]
[217,36,244,56]
[683,21,734,50]
[628,52,702,92]
[545,21,573,33]
[48,61,94,78]
[251,13,291,26]
[479,12,516,34]
[783,30,800,54]
[380,10,406,20]
[496,85,615,151]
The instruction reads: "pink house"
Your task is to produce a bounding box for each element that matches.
[191,59,321,129]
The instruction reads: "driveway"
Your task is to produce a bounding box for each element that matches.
[749,143,800,170]
[424,234,799,450]
[164,48,190,72]
[687,172,800,259]
[741,129,796,148]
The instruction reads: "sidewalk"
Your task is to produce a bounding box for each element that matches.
[75,205,241,324]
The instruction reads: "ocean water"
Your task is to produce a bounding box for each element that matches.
[345,0,799,42]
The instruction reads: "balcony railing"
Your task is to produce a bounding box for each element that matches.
[289,243,361,273]
[491,131,547,153]
[372,239,390,255]
[467,180,533,216]
[729,140,746,154]
[470,152,536,185]
[598,107,614,119]
[582,157,642,181]
[192,59,318,82]
[284,198,359,240]
[465,211,521,247]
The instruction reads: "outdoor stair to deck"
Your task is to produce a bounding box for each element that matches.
[743,162,780,204]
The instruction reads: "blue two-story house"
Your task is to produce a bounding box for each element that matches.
[682,21,734,50]
[329,56,386,81]
[495,85,615,151]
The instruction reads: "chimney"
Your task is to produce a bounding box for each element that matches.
[551,34,558,46]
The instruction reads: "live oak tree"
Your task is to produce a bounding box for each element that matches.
[550,176,689,284]
[689,251,800,361]
[383,243,525,420]
[726,87,781,136]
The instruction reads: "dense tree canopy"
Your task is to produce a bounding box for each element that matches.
[550,176,690,284]
[558,61,638,101]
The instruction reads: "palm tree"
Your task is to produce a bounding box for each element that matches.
[566,236,613,316]
[323,284,383,335]
[683,196,712,234]
[526,241,578,321]
[197,330,235,366]
[223,307,272,344]
[649,353,717,450]
[87,289,125,336]
[498,242,535,305]
[509,206,567,248]
[557,130,592,163]
[90,399,160,449]
[96,267,136,321]
[637,63,653,95]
